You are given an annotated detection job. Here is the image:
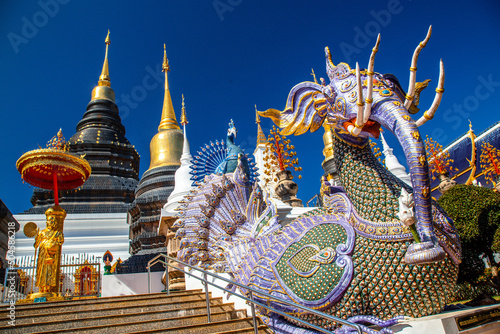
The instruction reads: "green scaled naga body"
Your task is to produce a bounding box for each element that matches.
[176,27,461,333]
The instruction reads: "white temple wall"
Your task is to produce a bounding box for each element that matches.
[14,213,130,261]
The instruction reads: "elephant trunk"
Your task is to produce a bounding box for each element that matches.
[374,106,446,264]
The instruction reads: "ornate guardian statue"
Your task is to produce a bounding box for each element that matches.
[176,27,461,333]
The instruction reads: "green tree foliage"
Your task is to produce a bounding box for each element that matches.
[438,184,500,287]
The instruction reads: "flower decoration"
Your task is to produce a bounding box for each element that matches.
[479,142,500,185]
[425,135,458,181]
[263,125,302,180]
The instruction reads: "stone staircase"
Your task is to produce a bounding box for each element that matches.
[0,289,271,333]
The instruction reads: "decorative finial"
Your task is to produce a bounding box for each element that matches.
[47,129,68,151]
[163,44,170,72]
[105,30,110,45]
[180,94,188,126]
[255,105,260,124]
[158,44,180,131]
[91,30,115,102]
[99,30,111,84]
[311,68,318,84]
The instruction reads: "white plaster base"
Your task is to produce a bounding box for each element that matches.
[102,272,165,297]
[14,213,131,261]
[392,304,500,334]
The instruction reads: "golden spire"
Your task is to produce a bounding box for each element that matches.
[158,44,180,131]
[147,44,183,170]
[91,30,115,102]
[99,30,111,84]
[256,105,267,146]
[180,94,188,126]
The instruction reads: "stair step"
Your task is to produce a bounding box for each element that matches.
[25,311,239,334]
[1,290,207,317]
[1,296,222,326]
[1,288,271,333]
[127,318,268,334]
[212,326,273,334]
[2,300,231,328]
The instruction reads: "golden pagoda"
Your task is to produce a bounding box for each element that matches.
[127,45,184,255]
[148,44,184,170]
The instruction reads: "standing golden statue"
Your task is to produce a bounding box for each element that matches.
[34,206,65,294]
[17,129,90,302]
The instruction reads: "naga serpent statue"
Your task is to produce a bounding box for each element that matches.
[175,27,461,333]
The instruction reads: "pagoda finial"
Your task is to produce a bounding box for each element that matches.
[163,44,170,73]
[91,30,115,102]
[255,105,267,146]
[46,128,68,151]
[180,94,188,126]
[99,30,111,85]
[158,44,180,131]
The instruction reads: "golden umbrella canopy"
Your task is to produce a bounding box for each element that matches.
[16,129,91,204]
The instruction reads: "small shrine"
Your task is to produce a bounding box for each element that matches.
[73,260,99,298]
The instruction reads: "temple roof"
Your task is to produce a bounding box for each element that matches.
[430,121,500,198]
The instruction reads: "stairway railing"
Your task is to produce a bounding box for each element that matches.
[147,253,362,334]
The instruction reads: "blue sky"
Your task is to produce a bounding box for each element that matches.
[1,0,499,214]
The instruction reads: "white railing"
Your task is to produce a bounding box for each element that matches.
[2,254,101,303]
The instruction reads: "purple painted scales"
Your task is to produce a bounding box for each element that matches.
[176,27,461,334]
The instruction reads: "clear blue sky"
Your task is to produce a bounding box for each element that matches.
[1,0,499,214]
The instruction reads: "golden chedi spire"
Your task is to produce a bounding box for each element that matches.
[255,105,267,146]
[158,44,181,131]
[91,30,115,102]
[148,45,184,170]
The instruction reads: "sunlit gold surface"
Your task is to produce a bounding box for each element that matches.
[18,206,67,302]
[24,222,38,238]
[158,44,180,131]
[465,122,477,185]
[91,85,115,102]
[17,131,90,303]
[16,148,91,190]
[17,291,64,303]
[146,45,184,170]
[322,123,334,161]
[149,129,184,169]
[91,30,115,102]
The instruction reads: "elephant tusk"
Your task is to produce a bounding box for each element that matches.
[355,62,365,129]
[363,34,380,123]
[325,46,336,75]
[416,59,444,127]
[347,124,362,136]
[404,25,432,110]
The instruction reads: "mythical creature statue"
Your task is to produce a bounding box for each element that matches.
[190,119,258,185]
[176,27,461,333]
